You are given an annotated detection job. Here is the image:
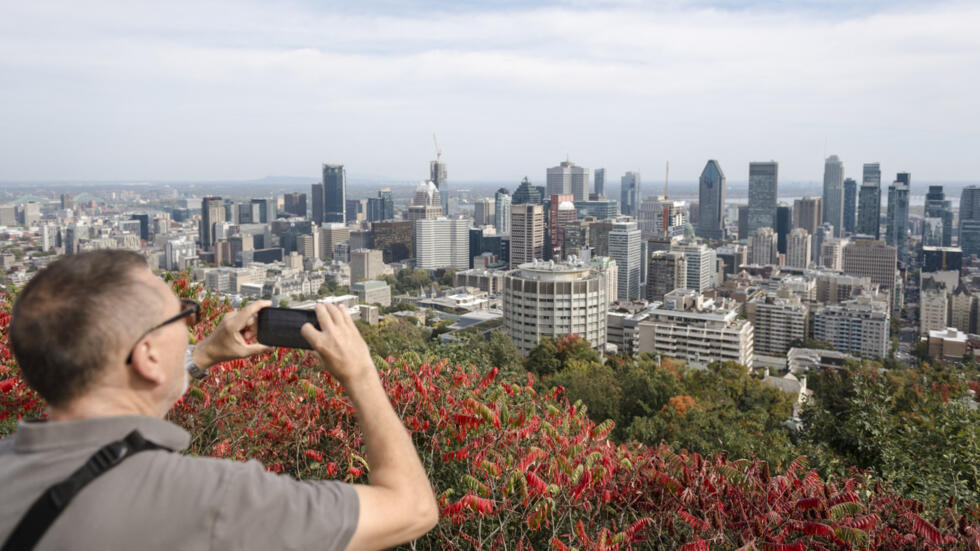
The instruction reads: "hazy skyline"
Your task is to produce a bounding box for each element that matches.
[1,0,978,183]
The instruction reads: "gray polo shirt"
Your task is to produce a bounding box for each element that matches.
[0,415,359,550]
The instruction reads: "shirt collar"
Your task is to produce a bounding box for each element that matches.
[12,415,191,453]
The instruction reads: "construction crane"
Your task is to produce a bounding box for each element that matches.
[432,133,442,162]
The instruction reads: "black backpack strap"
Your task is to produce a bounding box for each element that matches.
[2,430,170,551]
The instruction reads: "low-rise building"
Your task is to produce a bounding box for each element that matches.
[353,280,392,307]
[928,328,968,361]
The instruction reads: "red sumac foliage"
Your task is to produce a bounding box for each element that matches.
[2,282,979,549]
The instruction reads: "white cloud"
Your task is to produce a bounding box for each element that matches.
[0,0,978,183]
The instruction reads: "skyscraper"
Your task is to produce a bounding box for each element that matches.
[549,194,577,260]
[367,188,394,222]
[510,203,545,267]
[924,185,953,247]
[747,161,778,234]
[594,168,605,197]
[512,177,543,205]
[415,217,470,270]
[749,227,778,265]
[200,197,224,252]
[547,160,590,202]
[886,180,910,262]
[283,192,307,218]
[843,178,857,234]
[697,160,725,240]
[609,221,642,301]
[494,188,512,234]
[786,228,812,268]
[857,163,881,238]
[822,155,845,237]
[647,251,686,301]
[959,186,980,256]
[322,164,347,224]
[671,242,716,292]
[620,171,641,216]
[776,205,792,254]
[431,159,448,215]
[793,197,822,235]
[311,183,325,225]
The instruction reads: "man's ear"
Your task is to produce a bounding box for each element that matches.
[128,339,167,385]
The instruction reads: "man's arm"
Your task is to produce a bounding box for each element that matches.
[301,303,438,551]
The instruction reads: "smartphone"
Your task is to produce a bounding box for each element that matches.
[256,307,320,349]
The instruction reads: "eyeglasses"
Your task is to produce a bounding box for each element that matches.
[125,298,201,364]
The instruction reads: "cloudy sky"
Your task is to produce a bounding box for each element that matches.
[1,0,978,184]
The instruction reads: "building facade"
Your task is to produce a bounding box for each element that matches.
[812,295,890,358]
[636,289,754,368]
[886,180,910,262]
[510,203,545,267]
[609,221,643,301]
[786,228,812,269]
[822,155,845,237]
[647,250,687,302]
[747,161,778,234]
[697,160,725,240]
[415,218,470,270]
[502,260,609,355]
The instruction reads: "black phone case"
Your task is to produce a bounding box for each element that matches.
[257,307,320,349]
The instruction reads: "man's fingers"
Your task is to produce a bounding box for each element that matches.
[243,343,273,356]
[240,299,273,317]
[314,303,333,331]
[325,302,346,327]
[300,322,322,349]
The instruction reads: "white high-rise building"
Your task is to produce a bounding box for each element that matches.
[745,293,808,357]
[671,242,716,292]
[415,217,470,270]
[822,155,845,237]
[547,160,590,202]
[494,189,512,234]
[748,227,778,265]
[920,279,949,336]
[609,221,642,301]
[820,238,848,271]
[813,294,890,358]
[786,228,812,268]
[502,259,609,355]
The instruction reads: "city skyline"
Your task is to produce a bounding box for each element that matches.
[1,1,978,182]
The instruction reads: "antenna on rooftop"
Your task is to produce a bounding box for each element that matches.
[665,161,670,199]
[432,133,442,162]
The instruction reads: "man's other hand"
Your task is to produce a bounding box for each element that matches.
[194,300,273,368]
[300,303,375,385]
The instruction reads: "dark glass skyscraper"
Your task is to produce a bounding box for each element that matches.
[776,205,791,254]
[843,178,857,234]
[594,168,605,197]
[747,161,777,234]
[857,163,881,238]
[512,177,543,205]
[959,186,980,256]
[322,164,347,223]
[886,179,910,262]
[200,196,224,252]
[697,160,725,241]
[924,185,953,247]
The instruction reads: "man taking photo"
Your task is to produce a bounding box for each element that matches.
[0,250,438,550]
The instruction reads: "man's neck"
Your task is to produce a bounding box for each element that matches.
[48,391,164,421]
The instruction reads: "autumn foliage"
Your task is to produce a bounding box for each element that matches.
[2,282,980,549]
